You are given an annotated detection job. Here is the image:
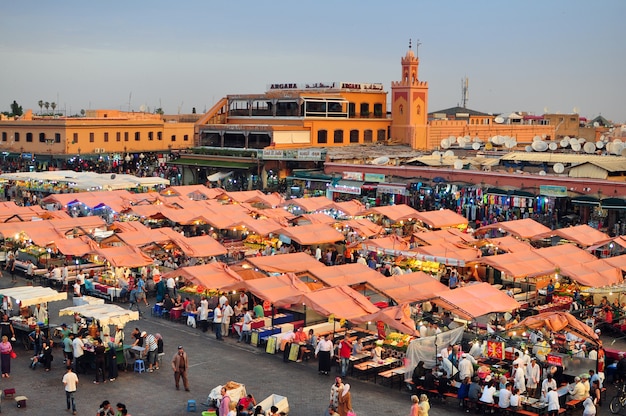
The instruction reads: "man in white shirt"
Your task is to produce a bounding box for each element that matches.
[458,353,474,381]
[219,293,228,307]
[32,303,48,324]
[526,356,541,398]
[498,382,512,410]
[166,277,176,299]
[541,373,557,400]
[72,334,85,374]
[213,305,223,340]
[315,246,322,261]
[239,292,249,309]
[62,366,79,414]
[513,362,526,394]
[199,296,209,333]
[469,340,483,359]
[76,271,85,295]
[221,300,234,337]
[546,387,560,414]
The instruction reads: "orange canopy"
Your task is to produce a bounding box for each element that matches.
[160,185,224,200]
[246,252,324,274]
[535,244,599,270]
[475,218,551,240]
[366,204,420,223]
[0,216,106,244]
[339,218,384,238]
[42,190,136,213]
[414,242,482,264]
[485,236,533,253]
[334,200,366,217]
[278,285,379,320]
[534,224,611,247]
[559,259,623,287]
[278,223,345,245]
[509,311,599,346]
[90,245,154,267]
[48,235,94,256]
[223,273,311,304]
[232,217,285,236]
[307,263,384,287]
[361,235,410,252]
[480,250,557,279]
[368,272,449,304]
[414,209,468,229]
[283,196,336,213]
[605,254,626,272]
[226,190,284,208]
[157,228,227,258]
[249,207,296,221]
[432,282,520,320]
[295,213,336,225]
[162,262,243,290]
[352,304,419,336]
[0,202,47,222]
[413,228,475,246]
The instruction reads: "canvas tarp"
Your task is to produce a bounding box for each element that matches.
[485,236,533,253]
[0,202,47,222]
[158,228,227,258]
[405,326,465,371]
[0,286,67,307]
[48,235,94,256]
[339,218,384,238]
[231,218,284,236]
[307,263,384,287]
[245,252,324,274]
[366,204,421,223]
[431,282,520,320]
[604,254,626,273]
[559,259,623,287]
[222,273,311,304]
[225,190,284,208]
[362,235,410,252]
[534,224,611,247]
[480,250,557,279]
[508,311,599,346]
[160,185,225,200]
[413,228,475,246]
[414,242,482,264]
[278,223,345,245]
[89,245,154,268]
[368,272,449,304]
[414,209,468,229]
[162,262,243,290]
[352,304,420,336]
[295,213,335,225]
[475,218,551,240]
[59,304,139,328]
[334,200,366,217]
[282,196,336,213]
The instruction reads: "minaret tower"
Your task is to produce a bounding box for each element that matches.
[390,40,429,149]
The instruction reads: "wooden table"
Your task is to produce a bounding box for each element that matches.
[353,358,401,382]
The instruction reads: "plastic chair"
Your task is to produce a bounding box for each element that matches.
[187,399,197,412]
[134,359,145,373]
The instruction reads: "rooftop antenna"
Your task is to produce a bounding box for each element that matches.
[128,92,132,112]
[415,39,422,57]
[461,77,469,108]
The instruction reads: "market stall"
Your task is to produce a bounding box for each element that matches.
[58,304,139,330]
[243,252,324,274]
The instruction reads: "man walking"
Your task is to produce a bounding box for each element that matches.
[171,345,189,391]
[62,365,79,415]
[213,305,223,340]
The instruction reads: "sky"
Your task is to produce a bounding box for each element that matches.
[1,0,624,122]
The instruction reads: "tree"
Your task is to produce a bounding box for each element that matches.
[44,101,50,114]
[51,102,56,115]
[38,100,44,115]
[10,100,23,117]
[80,109,85,117]
[154,107,164,115]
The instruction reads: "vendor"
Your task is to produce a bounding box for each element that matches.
[31,303,48,324]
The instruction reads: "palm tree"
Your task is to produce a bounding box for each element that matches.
[44,102,50,114]
[38,100,44,115]
[51,102,56,115]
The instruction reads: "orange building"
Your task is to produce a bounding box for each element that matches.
[0,109,196,159]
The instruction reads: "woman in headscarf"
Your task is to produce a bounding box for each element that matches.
[338,383,352,416]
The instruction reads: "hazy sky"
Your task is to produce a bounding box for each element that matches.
[1,0,624,122]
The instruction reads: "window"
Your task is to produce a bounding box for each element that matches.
[55,133,61,143]
[317,130,327,144]
[364,130,373,143]
[360,103,370,117]
[333,130,344,144]
[89,132,94,143]
[157,132,162,141]
[124,132,129,142]
[183,134,189,141]
[377,129,386,142]
[171,135,176,142]
[348,103,356,117]
[104,132,109,142]
[374,103,383,118]
[14,132,20,142]
[349,130,359,143]
[1,132,6,142]
[26,132,33,142]
[39,132,46,143]
[148,132,153,141]
[134,132,140,141]
[73,133,78,143]
[116,132,121,142]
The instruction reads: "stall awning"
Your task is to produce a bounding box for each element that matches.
[351,304,419,336]
[414,209,469,229]
[162,262,243,290]
[533,224,611,247]
[602,198,626,210]
[475,218,551,240]
[0,286,67,307]
[277,285,379,320]
[509,311,599,346]
[571,195,600,206]
[59,304,139,328]
[245,252,324,274]
[167,158,256,169]
[278,223,345,246]
[431,282,521,320]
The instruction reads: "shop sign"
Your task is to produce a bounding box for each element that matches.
[262,149,284,160]
[364,173,385,183]
[339,82,384,91]
[377,184,409,196]
[546,354,563,367]
[486,340,505,360]
[328,183,361,195]
[540,185,567,197]
[343,172,364,181]
[296,149,322,161]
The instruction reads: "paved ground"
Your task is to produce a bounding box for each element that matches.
[0,273,621,415]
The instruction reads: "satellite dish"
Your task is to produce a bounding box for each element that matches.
[110,174,116,180]
[472,142,481,150]
[444,150,455,157]
[504,139,515,149]
[485,142,493,151]
[539,170,547,176]
[569,137,578,146]
[456,136,464,144]
[573,107,579,114]
[553,163,565,174]
[139,104,146,112]
[533,135,542,142]
[453,160,464,170]
[612,142,624,155]
[596,141,604,149]
[615,138,623,145]
[548,142,558,151]
[473,136,482,143]
[432,150,441,157]
[560,139,569,148]
[606,142,613,153]
[571,142,582,152]
[564,136,570,141]
[440,138,450,149]
[542,134,547,139]
[577,138,586,144]
[371,156,390,165]
[494,116,504,124]
[525,145,532,152]
[593,122,600,127]
[583,142,596,154]
[600,135,606,142]
[531,140,548,152]
[543,107,549,113]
